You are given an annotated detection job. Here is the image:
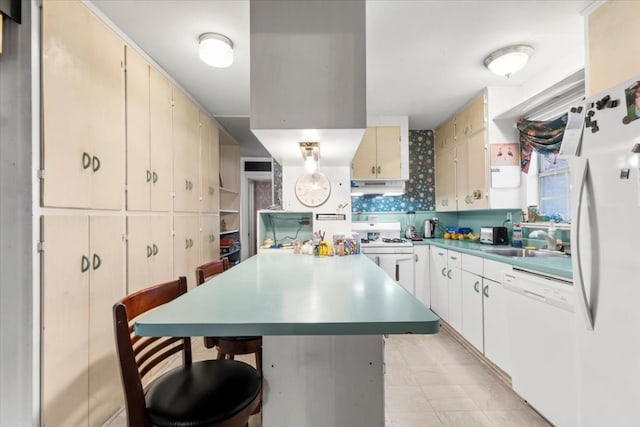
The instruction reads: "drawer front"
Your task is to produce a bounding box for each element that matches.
[462,253,483,275]
[484,259,511,282]
[447,250,462,268]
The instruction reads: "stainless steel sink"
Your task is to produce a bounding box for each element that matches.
[481,247,568,258]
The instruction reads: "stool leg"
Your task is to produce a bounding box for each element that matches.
[256,348,263,375]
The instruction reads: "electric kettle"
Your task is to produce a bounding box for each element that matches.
[424,218,437,239]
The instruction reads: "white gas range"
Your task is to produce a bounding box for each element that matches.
[352,221,415,294]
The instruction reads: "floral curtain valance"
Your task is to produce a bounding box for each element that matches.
[517,114,567,173]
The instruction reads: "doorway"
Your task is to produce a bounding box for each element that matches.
[240,158,273,260]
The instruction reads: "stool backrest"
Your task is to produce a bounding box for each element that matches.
[113,277,190,426]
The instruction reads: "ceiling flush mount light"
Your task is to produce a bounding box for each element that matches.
[199,32,234,68]
[300,142,319,174]
[484,45,534,78]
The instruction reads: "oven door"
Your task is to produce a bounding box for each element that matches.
[364,253,415,296]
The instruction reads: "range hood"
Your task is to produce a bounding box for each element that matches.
[350,180,406,196]
[249,0,366,167]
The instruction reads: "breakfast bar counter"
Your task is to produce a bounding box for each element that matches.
[135,253,440,427]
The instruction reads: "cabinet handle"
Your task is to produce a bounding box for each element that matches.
[81,255,90,273]
[209,234,215,243]
[152,171,158,183]
[82,152,92,170]
[441,267,447,277]
[371,166,376,174]
[147,245,153,258]
[185,180,190,190]
[395,264,400,281]
[152,244,158,256]
[92,254,101,270]
[185,239,190,249]
[146,170,152,183]
[447,269,452,279]
[483,285,489,298]
[92,155,101,172]
[415,254,418,263]
[474,281,480,293]
[377,166,381,174]
[209,186,214,195]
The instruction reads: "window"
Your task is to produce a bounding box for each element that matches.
[538,152,571,222]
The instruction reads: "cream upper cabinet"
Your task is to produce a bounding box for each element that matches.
[125,48,173,212]
[172,89,201,212]
[42,0,124,210]
[200,113,220,213]
[126,215,173,294]
[435,95,487,212]
[42,215,125,427]
[352,126,402,179]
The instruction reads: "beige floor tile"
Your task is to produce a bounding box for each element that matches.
[428,397,479,412]
[385,385,434,413]
[483,409,551,427]
[462,382,527,412]
[436,410,494,427]
[421,384,467,400]
[389,411,445,427]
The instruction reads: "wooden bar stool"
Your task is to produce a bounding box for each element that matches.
[112,276,261,427]
[195,259,263,375]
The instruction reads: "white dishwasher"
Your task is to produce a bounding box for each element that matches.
[503,269,577,427]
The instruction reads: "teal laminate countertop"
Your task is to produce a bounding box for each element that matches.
[413,239,573,280]
[135,254,441,337]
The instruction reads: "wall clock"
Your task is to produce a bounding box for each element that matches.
[295,172,332,207]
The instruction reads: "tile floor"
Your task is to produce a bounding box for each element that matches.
[108,329,549,427]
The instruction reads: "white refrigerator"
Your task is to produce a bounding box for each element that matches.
[570,76,640,426]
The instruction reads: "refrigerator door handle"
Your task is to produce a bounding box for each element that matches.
[573,158,594,331]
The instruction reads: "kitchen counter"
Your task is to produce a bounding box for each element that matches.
[413,239,573,280]
[135,253,439,427]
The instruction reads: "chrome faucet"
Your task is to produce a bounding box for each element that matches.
[529,223,557,250]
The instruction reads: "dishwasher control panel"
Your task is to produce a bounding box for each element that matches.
[503,269,575,312]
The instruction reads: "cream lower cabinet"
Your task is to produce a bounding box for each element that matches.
[42,215,125,427]
[461,255,484,352]
[430,248,462,331]
[126,216,173,294]
[483,260,512,374]
[173,215,202,289]
[125,47,172,212]
[42,0,124,210]
[201,214,221,264]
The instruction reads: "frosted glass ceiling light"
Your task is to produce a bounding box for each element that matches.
[484,45,534,78]
[199,33,234,68]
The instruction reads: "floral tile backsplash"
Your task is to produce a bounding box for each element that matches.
[351,129,435,213]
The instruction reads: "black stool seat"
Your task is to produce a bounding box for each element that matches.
[218,336,260,341]
[146,359,262,427]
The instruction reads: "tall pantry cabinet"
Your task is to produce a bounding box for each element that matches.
[39,0,232,425]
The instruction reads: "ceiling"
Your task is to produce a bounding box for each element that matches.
[91,0,592,158]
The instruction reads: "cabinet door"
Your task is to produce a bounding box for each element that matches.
[456,139,470,211]
[465,131,488,210]
[376,126,401,179]
[200,113,220,213]
[465,96,486,136]
[220,143,240,191]
[435,147,456,211]
[173,89,201,212]
[149,67,173,212]
[127,215,172,294]
[483,278,511,374]
[88,216,125,427]
[42,2,124,210]
[430,247,449,320]
[448,265,463,332]
[413,245,430,307]
[461,270,484,352]
[42,215,90,427]
[352,128,377,179]
[125,46,151,211]
[201,214,221,264]
[173,215,202,289]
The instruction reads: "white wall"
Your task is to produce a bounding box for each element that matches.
[282,166,353,238]
[0,2,37,425]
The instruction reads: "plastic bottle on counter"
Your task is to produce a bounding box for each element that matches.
[512,223,523,248]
